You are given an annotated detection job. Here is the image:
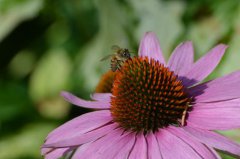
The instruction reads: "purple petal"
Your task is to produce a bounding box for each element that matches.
[45,110,112,143]
[189,71,240,102]
[129,132,148,159]
[187,107,240,130]
[167,41,194,76]
[146,131,162,159]
[182,44,227,87]
[90,93,111,101]
[138,32,165,64]
[43,123,117,148]
[183,126,240,157]
[156,129,203,159]
[167,126,219,159]
[61,91,110,109]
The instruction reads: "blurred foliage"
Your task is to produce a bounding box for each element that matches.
[0,0,240,158]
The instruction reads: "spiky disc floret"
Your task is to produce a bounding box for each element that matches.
[110,57,191,132]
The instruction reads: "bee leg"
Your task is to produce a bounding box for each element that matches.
[116,60,123,72]
[181,107,188,126]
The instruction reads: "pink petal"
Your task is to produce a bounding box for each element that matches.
[72,128,135,159]
[129,132,148,159]
[187,99,240,130]
[208,147,222,159]
[44,148,70,159]
[138,32,165,65]
[167,126,219,159]
[61,91,110,109]
[167,41,194,76]
[72,143,92,159]
[45,110,112,143]
[99,133,135,159]
[192,98,240,109]
[113,134,136,159]
[90,93,111,101]
[41,148,53,155]
[71,128,125,159]
[156,129,203,159]
[146,131,162,159]
[187,107,240,130]
[189,71,240,102]
[183,126,240,157]
[182,44,227,87]
[43,123,118,148]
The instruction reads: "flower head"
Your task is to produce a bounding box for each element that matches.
[42,32,240,159]
[111,56,191,131]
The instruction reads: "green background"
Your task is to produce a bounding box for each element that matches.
[0,0,240,158]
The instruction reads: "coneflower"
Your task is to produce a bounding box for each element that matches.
[42,32,240,159]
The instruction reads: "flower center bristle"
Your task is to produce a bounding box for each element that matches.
[110,57,191,132]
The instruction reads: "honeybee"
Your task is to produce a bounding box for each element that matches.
[101,45,131,72]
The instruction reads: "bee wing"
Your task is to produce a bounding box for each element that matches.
[100,54,113,61]
[111,45,121,51]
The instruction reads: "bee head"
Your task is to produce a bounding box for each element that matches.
[121,49,131,58]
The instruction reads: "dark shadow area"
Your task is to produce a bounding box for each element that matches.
[0,15,53,74]
[178,76,208,125]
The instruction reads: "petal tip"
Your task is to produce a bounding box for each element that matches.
[182,41,193,45]
[216,44,228,51]
[214,44,228,57]
[142,32,159,43]
[178,41,193,50]
[60,91,75,103]
[139,31,165,64]
[60,91,68,96]
[144,31,157,37]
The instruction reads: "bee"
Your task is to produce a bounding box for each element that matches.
[101,45,131,72]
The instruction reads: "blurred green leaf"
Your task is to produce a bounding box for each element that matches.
[38,96,70,119]
[214,4,240,77]
[75,0,133,91]
[8,50,36,78]
[219,129,240,143]
[130,0,184,56]
[186,16,228,57]
[0,122,57,159]
[30,49,72,101]
[0,0,43,42]
[29,49,72,118]
[0,81,32,123]
[206,3,240,81]
[46,21,70,47]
